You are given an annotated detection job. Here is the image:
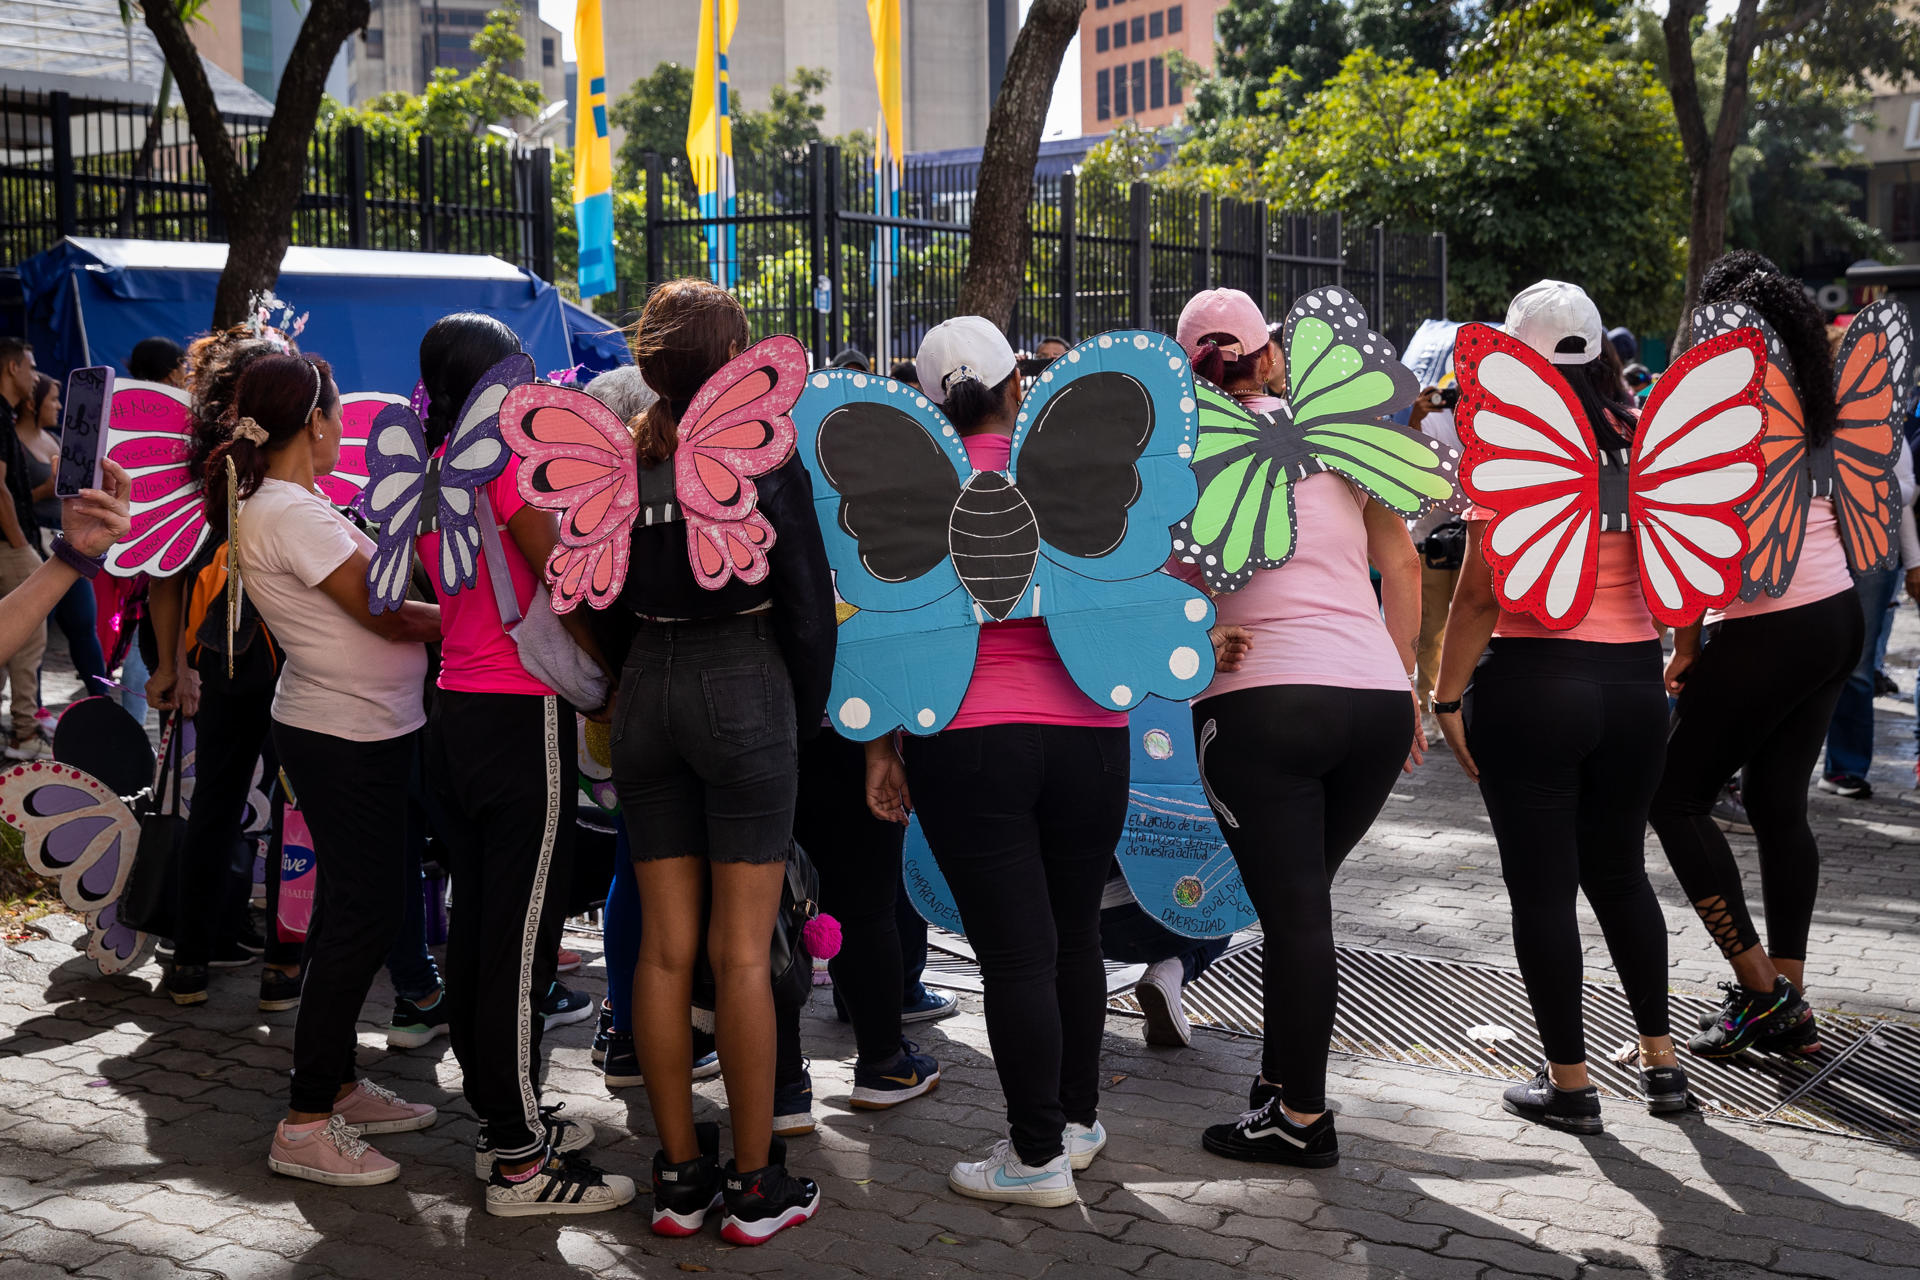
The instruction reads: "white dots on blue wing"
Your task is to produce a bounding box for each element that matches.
[1110,684,1132,705]
[839,698,871,731]
[811,373,829,389]
[1099,336,1113,349]
[1179,396,1195,415]
[852,374,868,388]
[1183,597,1208,622]
[917,708,936,728]
[1133,334,1150,349]
[1178,443,1192,459]
[1168,356,1183,371]
[1170,647,1200,681]
[1068,349,1081,363]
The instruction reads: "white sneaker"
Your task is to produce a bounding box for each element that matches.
[1064,1120,1107,1170]
[5,735,49,761]
[474,1103,595,1178]
[948,1139,1076,1207]
[484,1151,636,1217]
[1135,957,1192,1048]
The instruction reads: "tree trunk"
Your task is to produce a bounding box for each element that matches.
[959,0,1086,331]
[143,0,370,330]
[1663,0,1762,354]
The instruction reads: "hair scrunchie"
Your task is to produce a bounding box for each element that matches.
[941,364,982,394]
[231,417,270,445]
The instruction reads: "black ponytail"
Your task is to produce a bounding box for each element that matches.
[942,371,1015,431]
[419,312,521,450]
[1699,249,1837,446]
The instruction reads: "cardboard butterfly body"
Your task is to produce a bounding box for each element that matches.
[2,761,153,975]
[1691,301,1913,600]
[791,331,1217,741]
[499,336,810,610]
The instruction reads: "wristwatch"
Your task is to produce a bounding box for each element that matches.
[50,535,104,580]
[1429,696,1462,715]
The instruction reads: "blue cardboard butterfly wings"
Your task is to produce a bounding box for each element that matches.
[1176,286,1461,593]
[363,354,535,613]
[791,331,1218,740]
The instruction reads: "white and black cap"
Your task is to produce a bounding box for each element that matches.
[1505,279,1606,366]
[916,316,1017,406]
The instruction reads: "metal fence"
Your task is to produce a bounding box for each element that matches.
[0,88,554,276]
[640,141,1446,364]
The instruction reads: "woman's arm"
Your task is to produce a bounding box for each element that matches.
[1432,521,1501,782]
[0,556,78,666]
[1666,620,1704,696]
[1364,496,1426,769]
[314,549,442,643]
[144,574,199,716]
[864,735,911,824]
[767,462,838,739]
[506,504,613,689]
[1,469,131,667]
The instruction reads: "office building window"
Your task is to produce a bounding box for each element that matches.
[1096,0,1106,7]
[1150,10,1162,37]
[1114,63,1128,115]
[1150,56,1164,108]
[1097,68,1111,120]
[1132,60,1147,115]
[1169,65,1183,104]
[1168,4,1182,32]
[1096,25,1109,52]
[1114,20,1126,47]
[1131,16,1145,42]
[364,26,385,58]
[542,36,555,67]
[1894,183,1920,241]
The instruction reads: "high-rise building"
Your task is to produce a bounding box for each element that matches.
[188,0,351,104]
[603,0,1019,154]
[344,0,567,111]
[1079,0,1227,136]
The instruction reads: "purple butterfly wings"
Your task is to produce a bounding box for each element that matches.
[0,763,150,975]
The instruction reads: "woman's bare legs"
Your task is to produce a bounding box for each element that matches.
[632,856,708,1164]
[708,859,788,1173]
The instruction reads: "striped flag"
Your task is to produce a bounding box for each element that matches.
[572,0,615,299]
[687,0,739,287]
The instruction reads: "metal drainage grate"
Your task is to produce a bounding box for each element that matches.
[1088,939,1919,1150]
[923,929,1147,997]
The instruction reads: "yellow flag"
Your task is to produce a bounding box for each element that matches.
[687,0,738,284]
[867,0,904,167]
[572,0,614,297]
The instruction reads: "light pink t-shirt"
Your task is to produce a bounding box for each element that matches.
[417,452,554,697]
[1466,509,1659,644]
[1189,396,1408,701]
[1710,495,1854,624]
[945,432,1126,731]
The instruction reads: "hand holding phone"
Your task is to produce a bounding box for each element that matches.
[55,367,113,500]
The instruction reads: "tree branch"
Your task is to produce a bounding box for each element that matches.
[140,0,244,203]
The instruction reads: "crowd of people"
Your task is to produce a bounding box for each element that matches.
[0,247,1909,1244]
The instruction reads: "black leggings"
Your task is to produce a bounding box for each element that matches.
[903,723,1127,1166]
[1649,589,1863,964]
[1194,684,1409,1114]
[1466,639,1671,1065]
[792,729,905,1065]
[173,641,275,967]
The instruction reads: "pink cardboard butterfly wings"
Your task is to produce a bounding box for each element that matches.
[499,335,806,611]
[0,762,151,974]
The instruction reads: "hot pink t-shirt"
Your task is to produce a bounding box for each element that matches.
[1466,510,1659,644]
[1710,495,1854,624]
[944,432,1126,731]
[417,452,554,696]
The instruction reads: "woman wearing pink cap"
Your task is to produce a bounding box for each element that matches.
[1172,288,1425,1168]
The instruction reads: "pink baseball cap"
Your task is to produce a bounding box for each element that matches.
[1176,288,1270,361]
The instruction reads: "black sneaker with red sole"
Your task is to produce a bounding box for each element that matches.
[649,1122,722,1237]
[720,1141,818,1245]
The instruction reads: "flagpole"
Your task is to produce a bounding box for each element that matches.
[712,0,724,286]
[875,114,891,368]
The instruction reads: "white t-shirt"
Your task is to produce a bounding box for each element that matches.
[237,477,428,741]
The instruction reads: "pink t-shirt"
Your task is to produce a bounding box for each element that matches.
[1710,495,1854,624]
[945,432,1126,731]
[1189,396,1408,701]
[1467,510,1659,644]
[417,452,554,696]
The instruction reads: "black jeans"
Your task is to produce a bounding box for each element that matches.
[172,641,274,967]
[1194,684,1408,1113]
[903,723,1128,1165]
[1649,589,1863,962]
[792,729,905,1065]
[272,721,416,1114]
[1467,639,1672,1064]
[430,690,576,1161]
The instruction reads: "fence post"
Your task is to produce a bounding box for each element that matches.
[532,146,554,284]
[345,125,368,249]
[1331,211,1343,289]
[644,151,663,291]
[1371,223,1385,324]
[808,142,827,362]
[827,145,844,353]
[51,92,76,238]
[1130,181,1151,330]
[1433,230,1448,319]
[1255,201,1271,316]
[1197,193,1213,292]
[417,134,437,253]
[1060,171,1078,344]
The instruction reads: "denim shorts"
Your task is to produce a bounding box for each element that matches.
[611,613,798,865]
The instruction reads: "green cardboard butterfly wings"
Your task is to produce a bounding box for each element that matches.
[1173,286,1462,593]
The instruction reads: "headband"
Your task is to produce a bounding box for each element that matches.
[303,358,322,422]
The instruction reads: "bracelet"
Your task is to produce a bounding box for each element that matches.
[50,535,104,580]
[1430,696,1462,715]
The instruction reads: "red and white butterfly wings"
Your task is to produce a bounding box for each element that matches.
[676,335,806,589]
[1626,328,1767,623]
[499,381,639,613]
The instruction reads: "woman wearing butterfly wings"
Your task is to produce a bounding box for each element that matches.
[1433,280,1771,1134]
[1647,252,1902,1063]
[1164,287,1438,1170]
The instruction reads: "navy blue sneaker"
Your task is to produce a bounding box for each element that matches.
[773,1064,814,1136]
[901,984,959,1024]
[602,1033,721,1090]
[850,1040,940,1110]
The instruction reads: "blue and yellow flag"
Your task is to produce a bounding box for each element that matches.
[868,0,903,170]
[573,0,614,299]
[687,0,738,286]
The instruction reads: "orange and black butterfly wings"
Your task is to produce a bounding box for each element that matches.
[1826,299,1912,574]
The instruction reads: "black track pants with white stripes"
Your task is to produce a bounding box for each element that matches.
[431,690,578,1162]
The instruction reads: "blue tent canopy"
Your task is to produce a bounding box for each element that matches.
[18,238,630,394]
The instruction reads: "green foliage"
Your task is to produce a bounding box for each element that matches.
[1196,0,1355,123]
[345,1,545,138]
[610,63,835,193]
[1079,119,1168,188]
[1729,71,1891,272]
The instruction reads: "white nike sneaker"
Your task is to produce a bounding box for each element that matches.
[1064,1120,1107,1170]
[948,1139,1076,1207]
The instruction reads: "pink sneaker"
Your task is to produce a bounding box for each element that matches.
[332,1080,436,1134]
[556,948,583,973]
[268,1115,399,1186]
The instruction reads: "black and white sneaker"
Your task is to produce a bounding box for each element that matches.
[590,1001,615,1065]
[1202,1097,1339,1167]
[720,1148,819,1245]
[474,1103,595,1178]
[650,1122,723,1237]
[1502,1067,1603,1134]
[258,968,302,1012]
[1247,1076,1280,1114]
[165,963,208,1006]
[1639,1064,1692,1115]
[484,1149,634,1218]
[541,981,597,1032]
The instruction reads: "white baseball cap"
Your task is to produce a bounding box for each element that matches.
[1505,280,1606,365]
[916,316,1016,406]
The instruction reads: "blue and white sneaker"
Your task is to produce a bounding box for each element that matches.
[948,1139,1075,1207]
[901,984,959,1024]
[1064,1120,1106,1170]
[774,1064,815,1136]
[849,1040,939,1110]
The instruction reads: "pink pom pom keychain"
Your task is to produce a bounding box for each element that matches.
[801,913,842,963]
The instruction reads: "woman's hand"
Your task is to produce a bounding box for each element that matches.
[1664,649,1696,697]
[1906,566,1920,604]
[864,739,912,825]
[1405,688,1427,772]
[60,459,132,558]
[1209,624,1252,673]
[1436,706,1476,782]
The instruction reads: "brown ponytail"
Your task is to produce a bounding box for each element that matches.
[203,353,337,536]
[629,278,751,467]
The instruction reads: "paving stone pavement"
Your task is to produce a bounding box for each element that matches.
[3,609,1918,1279]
